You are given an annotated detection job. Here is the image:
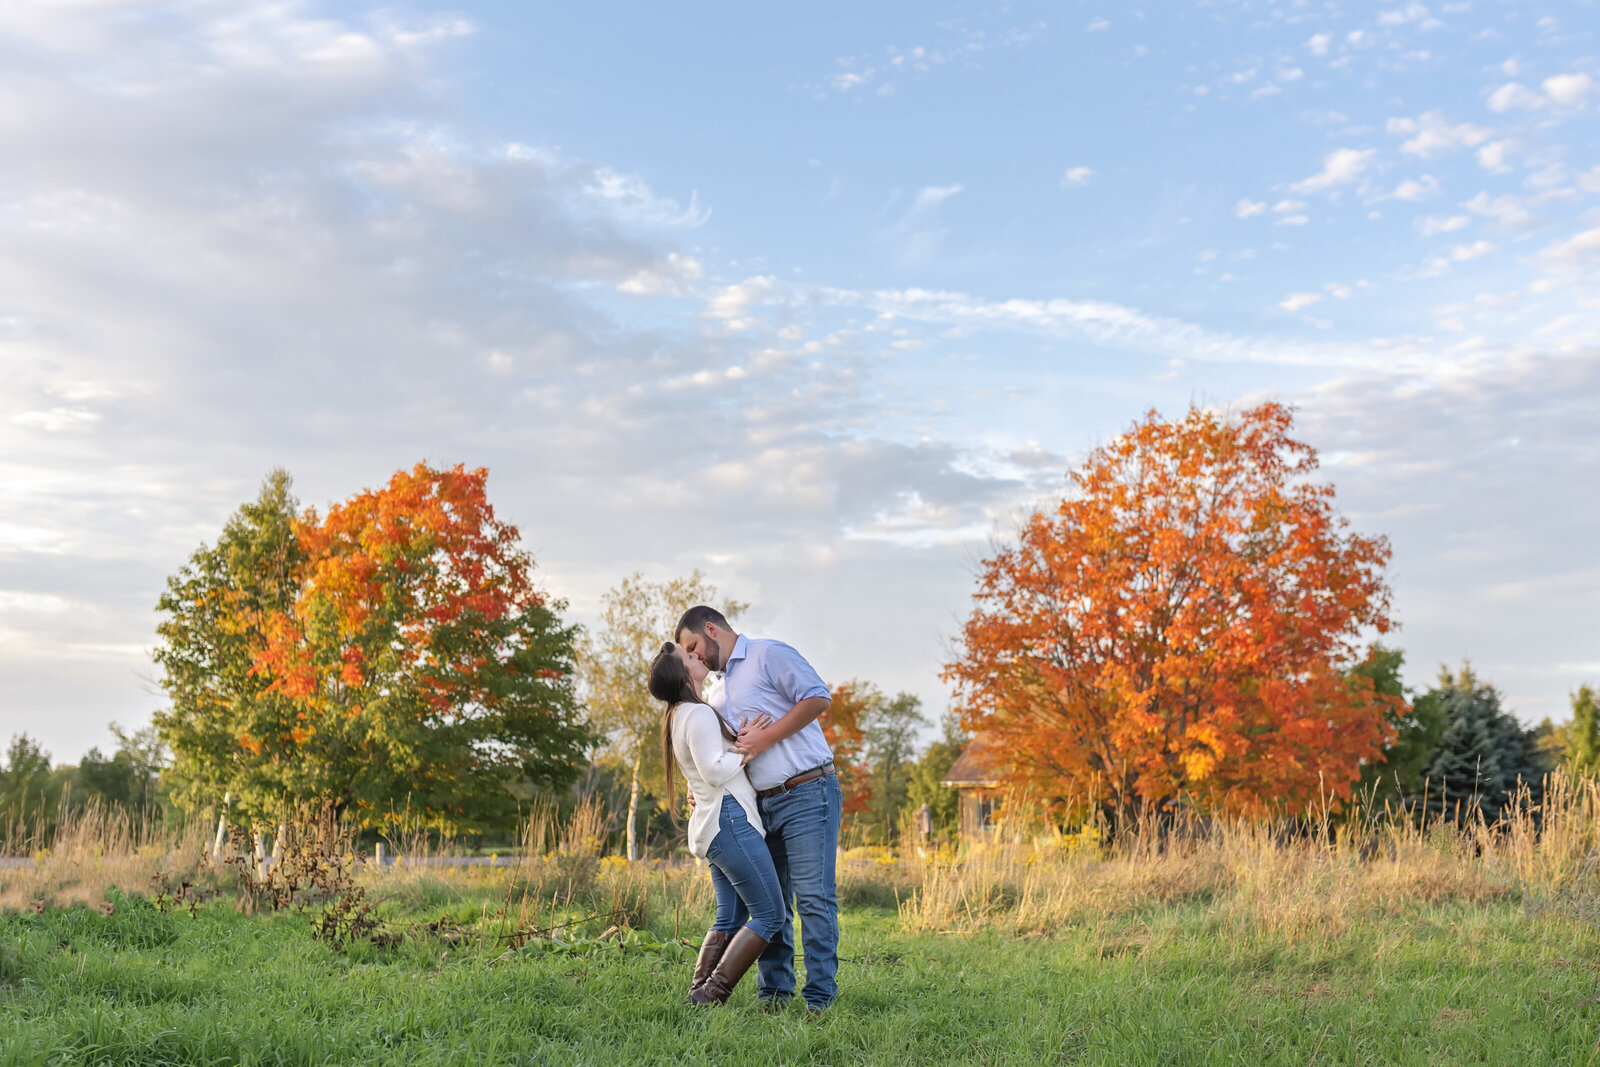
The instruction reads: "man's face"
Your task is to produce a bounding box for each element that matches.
[677,625,725,672]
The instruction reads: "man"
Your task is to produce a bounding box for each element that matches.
[675,605,840,1013]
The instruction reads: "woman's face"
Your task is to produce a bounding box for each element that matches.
[675,645,709,687]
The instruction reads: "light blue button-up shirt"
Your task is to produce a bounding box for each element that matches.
[708,634,833,791]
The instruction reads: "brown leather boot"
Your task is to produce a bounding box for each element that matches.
[688,927,768,1005]
[688,930,732,998]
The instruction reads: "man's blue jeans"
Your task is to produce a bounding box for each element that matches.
[754,772,842,1010]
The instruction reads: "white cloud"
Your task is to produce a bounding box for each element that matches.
[1387,111,1491,156]
[1292,148,1376,194]
[1060,166,1095,187]
[909,184,964,213]
[1464,191,1534,228]
[1279,292,1323,312]
[1416,239,1496,277]
[1487,81,1545,112]
[819,286,1379,368]
[11,407,101,432]
[1393,175,1441,201]
[705,276,777,330]
[1235,198,1267,218]
[1535,227,1600,280]
[1086,18,1110,32]
[1307,33,1331,56]
[616,252,704,296]
[1379,3,1440,27]
[1417,214,1471,235]
[1476,140,1513,173]
[1579,166,1600,194]
[1542,73,1594,106]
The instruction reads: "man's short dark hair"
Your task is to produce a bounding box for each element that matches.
[676,605,731,639]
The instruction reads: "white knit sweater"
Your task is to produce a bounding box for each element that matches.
[669,701,765,858]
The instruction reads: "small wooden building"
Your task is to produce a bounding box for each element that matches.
[940,735,1002,842]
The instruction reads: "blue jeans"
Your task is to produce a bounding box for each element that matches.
[755,773,842,1009]
[706,795,785,941]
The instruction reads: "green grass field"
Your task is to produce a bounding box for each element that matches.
[4,886,1599,1066]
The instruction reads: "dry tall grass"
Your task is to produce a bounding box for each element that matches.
[897,773,1600,940]
[0,801,215,912]
[9,775,1600,946]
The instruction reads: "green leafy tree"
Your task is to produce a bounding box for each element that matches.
[0,734,57,827]
[1420,664,1549,824]
[905,713,970,842]
[76,723,168,812]
[153,470,303,815]
[156,465,591,832]
[1564,685,1600,778]
[1352,646,1439,807]
[857,689,928,844]
[578,571,743,860]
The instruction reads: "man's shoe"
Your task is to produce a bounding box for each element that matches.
[689,927,768,1005]
[688,930,732,999]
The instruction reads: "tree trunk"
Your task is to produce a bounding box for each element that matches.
[627,742,643,862]
[212,792,232,860]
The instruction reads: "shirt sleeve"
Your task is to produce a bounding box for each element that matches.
[762,642,830,705]
[681,704,747,790]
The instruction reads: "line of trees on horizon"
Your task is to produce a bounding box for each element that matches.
[4,403,1595,853]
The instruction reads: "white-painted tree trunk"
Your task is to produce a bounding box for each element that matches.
[212,792,232,861]
[627,743,643,862]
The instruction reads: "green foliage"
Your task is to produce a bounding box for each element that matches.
[1564,684,1600,778]
[152,469,304,816]
[858,691,928,845]
[1352,645,1443,806]
[1419,664,1549,824]
[578,571,743,860]
[905,713,969,842]
[0,734,58,829]
[827,682,928,844]
[152,468,591,833]
[75,724,168,813]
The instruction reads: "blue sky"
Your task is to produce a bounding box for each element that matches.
[1,0,1596,762]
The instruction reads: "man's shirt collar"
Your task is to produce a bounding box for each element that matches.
[726,633,749,666]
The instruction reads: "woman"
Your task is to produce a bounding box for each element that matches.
[648,642,785,1005]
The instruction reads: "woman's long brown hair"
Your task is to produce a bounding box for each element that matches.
[649,642,737,816]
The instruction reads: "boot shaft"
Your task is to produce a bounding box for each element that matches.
[689,926,769,1004]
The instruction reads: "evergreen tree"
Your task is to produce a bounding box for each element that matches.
[1419,665,1548,824]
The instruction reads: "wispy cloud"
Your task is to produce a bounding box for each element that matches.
[1292,148,1376,194]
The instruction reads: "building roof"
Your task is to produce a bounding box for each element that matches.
[941,735,1003,788]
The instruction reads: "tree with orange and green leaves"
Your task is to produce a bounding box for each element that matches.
[944,403,1401,822]
[155,464,590,831]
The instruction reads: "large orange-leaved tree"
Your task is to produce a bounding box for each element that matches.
[944,403,1402,820]
[156,463,591,831]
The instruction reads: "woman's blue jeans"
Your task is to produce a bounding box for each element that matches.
[706,794,785,941]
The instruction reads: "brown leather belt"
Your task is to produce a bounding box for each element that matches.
[756,762,835,799]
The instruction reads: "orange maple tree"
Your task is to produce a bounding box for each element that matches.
[944,403,1402,819]
[818,681,874,819]
[239,463,589,827]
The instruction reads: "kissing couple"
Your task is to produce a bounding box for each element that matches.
[647,605,841,1012]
